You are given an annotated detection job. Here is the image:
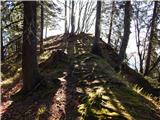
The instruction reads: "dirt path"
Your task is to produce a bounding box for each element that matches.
[48,78,67,120]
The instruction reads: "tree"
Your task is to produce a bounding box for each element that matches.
[42,1,62,38]
[108,1,115,44]
[75,0,96,34]
[1,22,4,61]
[71,0,75,34]
[91,0,102,56]
[40,1,44,53]
[101,1,124,51]
[148,56,160,74]
[144,1,158,76]
[76,0,84,33]
[65,0,68,33]
[133,1,146,74]
[22,1,40,93]
[1,1,23,59]
[118,1,131,66]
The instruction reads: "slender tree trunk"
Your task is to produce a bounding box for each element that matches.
[76,1,83,33]
[91,0,102,56]
[45,25,47,38]
[40,1,44,53]
[144,1,158,76]
[71,0,75,34]
[81,1,89,32]
[135,14,144,73]
[118,1,131,66]
[68,0,71,32]
[22,1,40,93]
[139,58,143,73]
[108,1,115,44]
[1,27,4,61]
[65,0,68,33]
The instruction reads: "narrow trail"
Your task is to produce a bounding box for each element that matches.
[48,76,68,120]
[48,73,78,120]
[2,34,159,120]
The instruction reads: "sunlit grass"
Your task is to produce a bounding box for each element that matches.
[132,84,160,108]
[1,68,22,88]
[39,50,53,63]
[35,105,47,120]
[77,86,134,120]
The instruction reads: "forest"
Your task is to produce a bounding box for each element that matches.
[0,0,160,120]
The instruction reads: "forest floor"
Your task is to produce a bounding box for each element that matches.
[1,33,160,120]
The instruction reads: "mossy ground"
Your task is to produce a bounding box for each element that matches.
[1,34,160,120]
[73,53,159,120]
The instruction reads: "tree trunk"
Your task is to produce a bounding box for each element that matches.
[76,1,83,33]
[45,25,47,38]
[22,1,40,93]
[148,56,160,75]
[71,0,75,34]
[144,1,158,76]
[40,1,44,53]
[81,1,89,32]
[1,26,4,61]
[91,0,102,56]
[118,1,131,66]
[65,0,68,33]
[108,1,115,44]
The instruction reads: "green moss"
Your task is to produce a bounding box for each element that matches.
[35,104,47,120]
[2,34,159,120]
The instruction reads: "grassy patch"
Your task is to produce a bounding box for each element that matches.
[75,53,159,120]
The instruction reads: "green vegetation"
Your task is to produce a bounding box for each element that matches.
[74,53,159,120]
[1,34,160,120]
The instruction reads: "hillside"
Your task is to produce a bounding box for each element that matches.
[1,33,160,120]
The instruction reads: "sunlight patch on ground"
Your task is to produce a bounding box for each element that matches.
[1,68,21,88]
[36,105,47,120]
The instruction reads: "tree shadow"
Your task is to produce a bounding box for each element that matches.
[1,51,63,120]
[110,85,160,120]
[1,77,61,120]
[63,52,160,120]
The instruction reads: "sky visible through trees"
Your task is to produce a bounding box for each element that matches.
[1,0,160,119]
[46,0,159,69]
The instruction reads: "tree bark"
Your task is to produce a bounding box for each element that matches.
[1,26,4,61]
[118,1,131,66]
[45,25,47,38]
[108,1,115,44]
[148,56,160,75]
[91,0,102,56]
[22,1,40,93]
[65,0,68,33]
[40,1,44,53]
[76,1,84,33]
[71,0,75,34]
[144,1,158,76]
[81,1,89,32]
[134,9,144,74]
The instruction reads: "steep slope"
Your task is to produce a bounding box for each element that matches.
[72,53,159,120]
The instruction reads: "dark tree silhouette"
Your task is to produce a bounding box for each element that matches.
[118,1,131,66]
[91,0,102,56]
[65,0,68,33]
[40,1,44,53]
[71,0,75,34]
[1,25,4,61]
[144,1,158,76]
[108,1,115,44]
[22,1,40,93]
